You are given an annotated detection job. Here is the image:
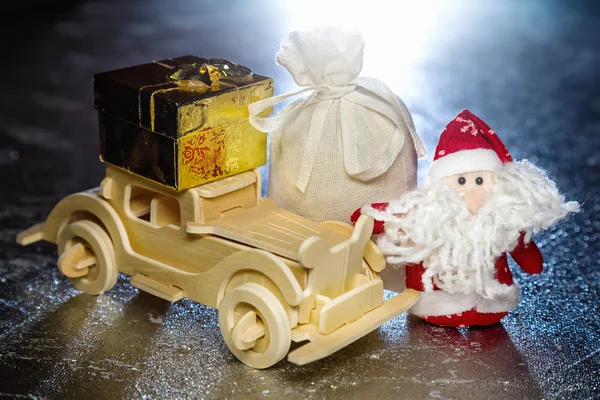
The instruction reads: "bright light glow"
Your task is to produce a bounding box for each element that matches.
[285,0,449,96]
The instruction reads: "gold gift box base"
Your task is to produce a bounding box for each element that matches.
[99,112,267,191]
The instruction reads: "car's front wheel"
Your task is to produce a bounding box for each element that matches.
[57,220,118,295]
[218,282,291,369]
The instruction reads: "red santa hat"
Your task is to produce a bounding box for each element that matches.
[427,110,513,180]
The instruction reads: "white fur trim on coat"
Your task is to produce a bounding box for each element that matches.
[427,148,503,180]
[409,283,520,317]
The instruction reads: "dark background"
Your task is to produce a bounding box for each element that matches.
[0,1,599,399]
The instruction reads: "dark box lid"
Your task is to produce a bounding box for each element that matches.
[93,55,271,139]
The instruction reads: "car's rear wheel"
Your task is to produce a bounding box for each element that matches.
[218,282,291,369]
[57,220,118,295]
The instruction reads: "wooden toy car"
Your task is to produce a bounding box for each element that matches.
[17,166,419,369]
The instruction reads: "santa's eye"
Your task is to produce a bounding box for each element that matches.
[476,177,484,185]
[458,177,466,185]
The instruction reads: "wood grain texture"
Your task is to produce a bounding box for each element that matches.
[288,289,420,365]
[17,163,404,369]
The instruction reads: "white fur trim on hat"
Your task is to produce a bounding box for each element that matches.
[427,148,503,180]
[408,283,520,317]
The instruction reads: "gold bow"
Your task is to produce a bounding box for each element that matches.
[167,58,254,90]
[144,59,254,133]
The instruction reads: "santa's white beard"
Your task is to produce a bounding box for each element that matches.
[363,160,579,299]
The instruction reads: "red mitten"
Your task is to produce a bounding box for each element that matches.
[351,202,389,234]
[510,232,544,275]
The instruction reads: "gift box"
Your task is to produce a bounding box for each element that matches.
[94,55,273,190]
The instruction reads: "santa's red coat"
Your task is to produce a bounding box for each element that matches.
[351,203,544,327]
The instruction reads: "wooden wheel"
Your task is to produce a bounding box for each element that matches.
[218,283,291,369]
[57,220,118,295]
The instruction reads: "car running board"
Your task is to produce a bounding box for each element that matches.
[130,273,184,302]
[16,223,45,246]
[287,289,420,366]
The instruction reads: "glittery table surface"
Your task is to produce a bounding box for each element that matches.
[1,1,599,399]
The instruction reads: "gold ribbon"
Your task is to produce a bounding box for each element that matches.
[141,59,254,133]
[167,58,254,89]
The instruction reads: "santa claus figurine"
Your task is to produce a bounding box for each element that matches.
[352,110,579,328]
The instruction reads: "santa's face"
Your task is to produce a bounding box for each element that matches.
[442,170,495,214]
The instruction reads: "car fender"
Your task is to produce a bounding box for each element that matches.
[213,249,304,309]
[42,191,128,253]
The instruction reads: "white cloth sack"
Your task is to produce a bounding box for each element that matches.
[249,27,426,222]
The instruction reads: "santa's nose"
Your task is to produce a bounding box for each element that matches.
[464,188,489,214]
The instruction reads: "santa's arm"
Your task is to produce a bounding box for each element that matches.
[510,232,544,274]
[350,202,389,234]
